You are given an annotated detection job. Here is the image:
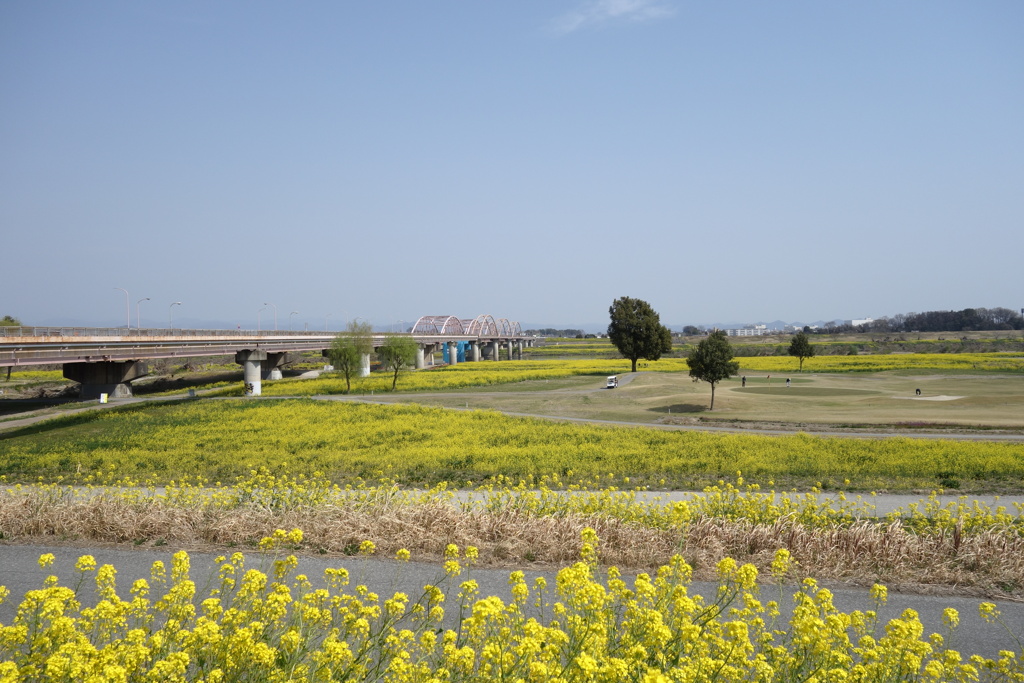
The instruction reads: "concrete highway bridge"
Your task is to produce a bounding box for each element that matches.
[0,314,531,399]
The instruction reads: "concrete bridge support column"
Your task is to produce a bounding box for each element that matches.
[491,340,501,361]
[447,341,458,365]
[63,361,149,400]
[235,349,268,397]
[415,346,425,370]
[360,353,371,377]
[470,342,481,362]
[262,352,290,380]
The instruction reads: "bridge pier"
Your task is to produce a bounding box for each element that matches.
[491,340,500,361]
[360,353,371,377]
[63,361,149,399]
[446,341,458,366]
[415,346,425,370]
[235,349,268,396]
[261,352,291,380]
[470,342,481,362]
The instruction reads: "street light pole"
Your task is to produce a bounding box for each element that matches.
[169,302,182,329]
[136,298,150,330]
[289,311,299,331]
[264,302,278,331]
[114,288,130,330]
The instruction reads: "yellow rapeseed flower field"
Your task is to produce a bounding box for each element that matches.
[0,530,1020,682]
[1,400,1022,491]
[234,354,1024,397]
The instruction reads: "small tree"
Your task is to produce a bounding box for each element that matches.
[607,296,672,373]
[788,331,816,371]
[686,330,739,410]
[1,316,20,381]
[377,334,418,391]
[329,320,374,394]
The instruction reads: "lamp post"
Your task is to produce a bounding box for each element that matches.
[264,302,278,331]
[169,302,182,329]
[114,288,130,330]
[258,306,267,333]
[289,311,299,331]
[136,298,150,330]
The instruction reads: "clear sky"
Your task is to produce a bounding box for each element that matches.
[3,1,1022,331]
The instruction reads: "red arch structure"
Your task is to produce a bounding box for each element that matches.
[411,314,520,337]
[410,316,466,336]
[464,314,498,336]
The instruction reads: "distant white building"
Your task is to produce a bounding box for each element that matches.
[846,318,874,327]
[725,325,772,337]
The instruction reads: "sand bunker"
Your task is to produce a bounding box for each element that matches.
[892,395,964,401]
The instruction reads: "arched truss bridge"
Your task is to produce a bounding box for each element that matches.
[410,315,523,337]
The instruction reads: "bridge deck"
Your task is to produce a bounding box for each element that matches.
[0,328,529,367]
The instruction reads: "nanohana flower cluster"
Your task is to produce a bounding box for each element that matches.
[223,354,1024,398]
[1,530,1021,682]
[4,399,1023,491]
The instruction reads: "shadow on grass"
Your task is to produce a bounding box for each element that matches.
[650,403,706,414]
[732,387,881,397]
[0,399,187,441]
[132,371,244,396]
[0,399,79,418]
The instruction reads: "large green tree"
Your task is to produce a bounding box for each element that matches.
[377,334,419,391]
[686,330,739,411]
[607,296,672,373]
[787,331,816,371]
[329,320,374,394]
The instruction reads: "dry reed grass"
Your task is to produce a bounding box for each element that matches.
[1,491,1022,599]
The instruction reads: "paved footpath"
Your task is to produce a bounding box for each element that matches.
[1,543,1022,661]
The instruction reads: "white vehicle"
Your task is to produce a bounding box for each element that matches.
[606,376,618,389]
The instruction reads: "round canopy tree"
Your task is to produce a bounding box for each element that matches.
[788,331,816,371]
[607,296,672,373]
[686,330,739,410]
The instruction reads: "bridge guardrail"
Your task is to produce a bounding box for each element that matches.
[0,327,335,338]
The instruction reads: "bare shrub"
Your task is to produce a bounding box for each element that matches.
[1,491,1022,598]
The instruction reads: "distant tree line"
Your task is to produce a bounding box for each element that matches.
[525,328,586,337]
[815,307,1024,334]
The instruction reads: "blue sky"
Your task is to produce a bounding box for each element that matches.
[3,1,1022,331]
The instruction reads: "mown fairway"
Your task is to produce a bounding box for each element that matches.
[384,369,1024,430]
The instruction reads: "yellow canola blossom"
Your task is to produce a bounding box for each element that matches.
[4,398,1023,490]
[250,353,1024,397]
[1,529,1017,682]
